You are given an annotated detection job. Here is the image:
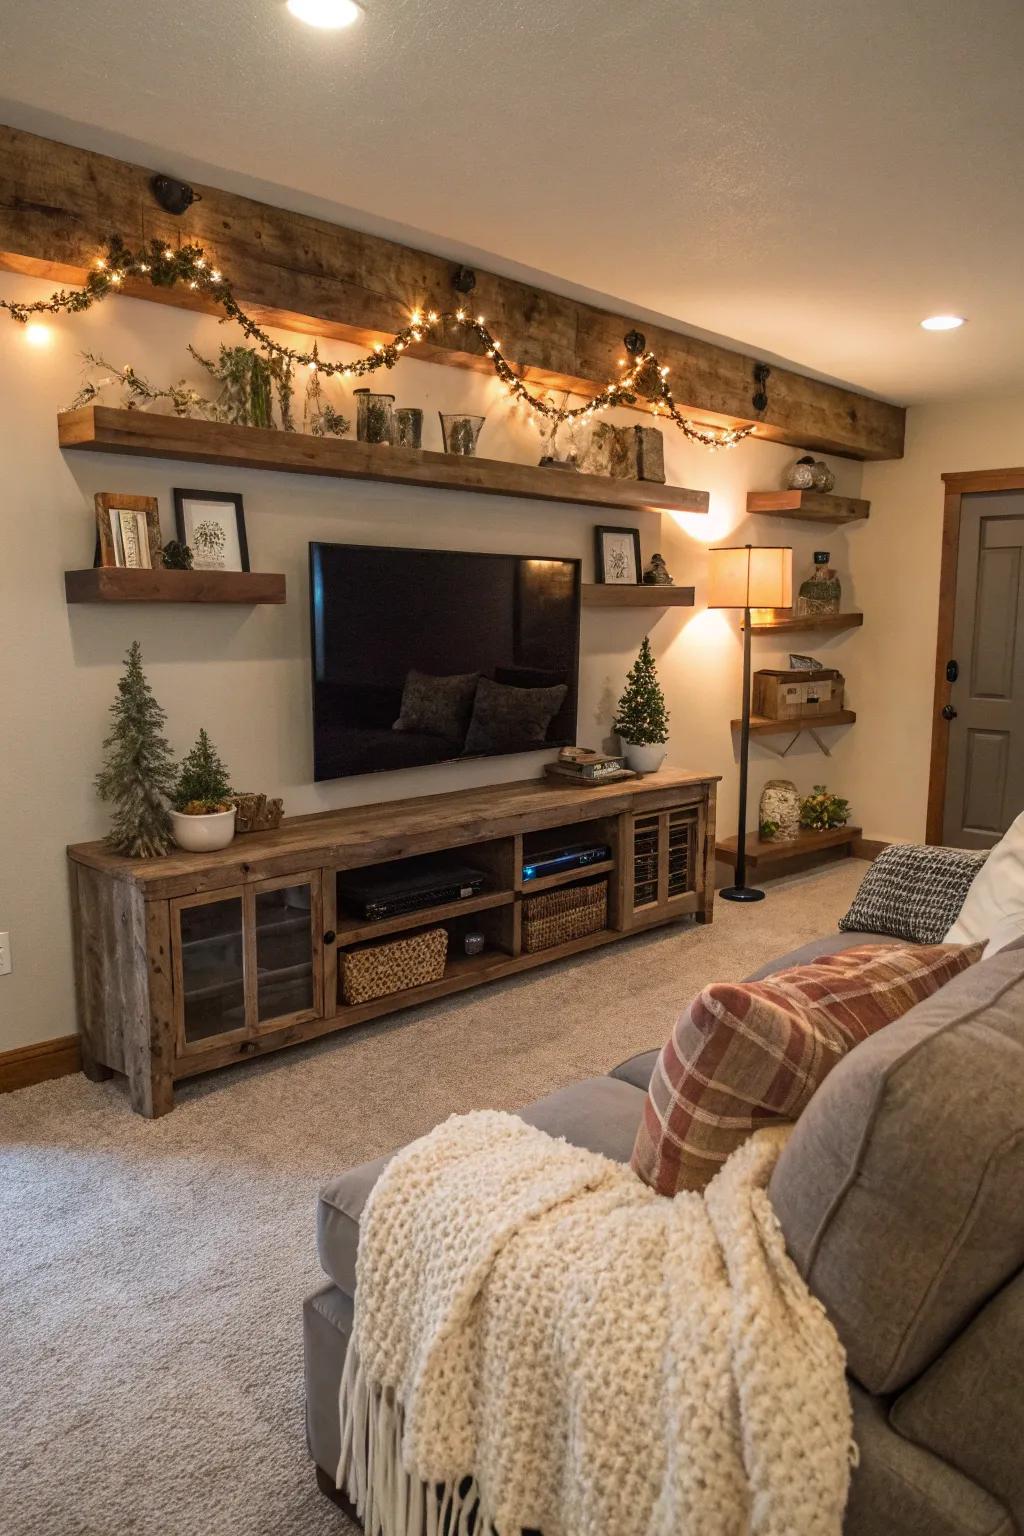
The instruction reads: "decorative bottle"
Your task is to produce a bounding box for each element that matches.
[795,551,842,616]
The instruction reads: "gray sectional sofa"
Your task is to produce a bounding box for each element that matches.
[304,930,1024,1536]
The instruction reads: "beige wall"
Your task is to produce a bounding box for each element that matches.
[0,273,870,1051]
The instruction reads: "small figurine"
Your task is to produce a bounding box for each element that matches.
[643,553,674,586]
[158,539,193,570]
[785,455,817,490]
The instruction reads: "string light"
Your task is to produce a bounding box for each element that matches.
[0,233,757,450]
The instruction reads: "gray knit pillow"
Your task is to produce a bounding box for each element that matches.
[839,844,989,945]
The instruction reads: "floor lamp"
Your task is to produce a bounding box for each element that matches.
[708,544,793,903]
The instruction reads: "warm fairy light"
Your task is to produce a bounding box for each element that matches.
[139,262,150,273]
[410,309,422,325]
[372,342,383,353]
[428,310,438,322]
[476,314,485,324]
[109,272,122,284]
[307,360,318,372]
[210,270,221,282]
[24,322,51,347]
[95,257,106,269]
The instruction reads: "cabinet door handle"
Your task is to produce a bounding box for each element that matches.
[323,929,337,946]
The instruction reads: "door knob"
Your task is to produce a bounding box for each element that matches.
[323,929,337,946]
[941,704,958,721]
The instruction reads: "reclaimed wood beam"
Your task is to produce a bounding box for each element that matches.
[0,123,904,460]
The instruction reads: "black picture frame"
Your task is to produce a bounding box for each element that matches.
[594,525,642,585]
[173,488,250,572]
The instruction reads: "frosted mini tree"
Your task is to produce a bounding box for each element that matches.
[614,636,670,746]
[95,642,177,858]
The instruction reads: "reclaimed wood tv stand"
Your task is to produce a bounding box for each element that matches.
[67,769,718,1117]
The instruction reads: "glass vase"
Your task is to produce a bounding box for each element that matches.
[394,407,423,449]
[354,390,395,445]
[439,413,485,456]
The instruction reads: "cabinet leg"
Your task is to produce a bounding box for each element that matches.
[79,1048,114,1083]
[127,1060,175,1118]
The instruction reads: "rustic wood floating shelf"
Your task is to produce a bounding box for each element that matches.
[745,610,864,635]
[746,490,870,523]
[582,584,696,609]
[64,568,287,605]
[716,824,863,872]
[57,407,710,517]
[731,710,857,735]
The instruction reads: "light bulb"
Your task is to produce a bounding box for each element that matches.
[287,0,364,27]
[25,323,51,348]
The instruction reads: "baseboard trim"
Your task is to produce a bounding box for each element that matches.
[0,1034,81,1094]
[850,838,890,861]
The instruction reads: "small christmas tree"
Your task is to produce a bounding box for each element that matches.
[614,636,670,745]
[174,729,234,813]
[95,642,177,858]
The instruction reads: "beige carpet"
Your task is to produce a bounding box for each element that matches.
[0,861,864,1536]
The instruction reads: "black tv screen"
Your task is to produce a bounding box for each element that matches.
[309,543,581,781]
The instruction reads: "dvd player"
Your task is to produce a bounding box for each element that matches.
[522,842,611,881]
[338,857,488,922]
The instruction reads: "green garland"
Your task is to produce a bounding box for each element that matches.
[1,234,756,450]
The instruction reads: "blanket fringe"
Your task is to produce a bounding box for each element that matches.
[337,1343,488,1536]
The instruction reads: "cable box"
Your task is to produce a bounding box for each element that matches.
[338,858,488,921]
[522,843,611,882]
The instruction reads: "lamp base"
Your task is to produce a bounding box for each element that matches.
[720,885,766,903]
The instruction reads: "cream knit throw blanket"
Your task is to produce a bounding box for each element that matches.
[337,1112,853,1536]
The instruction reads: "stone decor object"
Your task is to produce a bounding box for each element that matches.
[579,422,666,482]
[354,390,396,445]
[439,413,486,455]
[232,791,284,834]
[759,779,801,842]
[795,551,842,616]
[785,455,817,490]
[811,460,836,492]
[643,553,674,586]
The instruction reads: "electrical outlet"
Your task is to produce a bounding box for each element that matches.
[0,931,10,976]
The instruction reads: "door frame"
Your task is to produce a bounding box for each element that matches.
[927,466,1024,843]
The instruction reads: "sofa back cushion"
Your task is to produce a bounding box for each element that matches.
[768,946,1024,1394]
[631,941,981,1195]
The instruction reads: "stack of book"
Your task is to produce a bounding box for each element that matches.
[544,748,636,787]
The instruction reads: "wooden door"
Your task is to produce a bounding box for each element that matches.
[942,492,1024,847]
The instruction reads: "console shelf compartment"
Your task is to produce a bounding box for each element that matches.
[57,406,710,517]
[746,490,870,524]
[64,567,286,605]
[581,585,696,608]
[68,769,719,1115]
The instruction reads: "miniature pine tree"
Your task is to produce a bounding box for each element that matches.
[95,642,177,858]
[174,728,234,813]
[614,635,670,745]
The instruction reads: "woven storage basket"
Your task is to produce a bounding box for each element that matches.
[522,879,608,954]
[340,926,448,1006]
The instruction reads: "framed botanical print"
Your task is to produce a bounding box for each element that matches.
[594,525,642,585]
[94,493,161,569]
[173,489,249,572]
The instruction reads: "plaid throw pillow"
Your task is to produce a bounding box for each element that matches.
[631,941,983,1196]
[839,843,989,944]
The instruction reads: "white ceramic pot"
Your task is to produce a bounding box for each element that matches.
[170,805,236,853]
[621,740,667,774]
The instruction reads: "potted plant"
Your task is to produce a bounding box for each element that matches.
[799,784,851,833]
[614,636,670,774]
[170,728,236,852]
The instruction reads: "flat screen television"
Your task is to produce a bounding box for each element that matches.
[309,543,581,782]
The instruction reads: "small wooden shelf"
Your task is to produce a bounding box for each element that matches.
[58,406,710,516]
[716,824,863,870]
[64,568,286,605]
[334,888,514,947]
[746,490,870,523]
[582,585,695,608]
[731,710,857,734]
[746,610,864,635]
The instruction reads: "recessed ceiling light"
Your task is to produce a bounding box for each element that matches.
[287,0,364,27]
[920,314,966,331]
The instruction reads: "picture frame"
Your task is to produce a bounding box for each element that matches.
[173,489,249,573]
[94,494,161,570]
[594,525,642,585]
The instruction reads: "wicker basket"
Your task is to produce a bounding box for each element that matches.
[522,879,608,954]
[340,926,448,1006]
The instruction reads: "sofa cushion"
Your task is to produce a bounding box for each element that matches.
[631,942,981,1195]
[891,1267,1024,1528]
[609,931,892,1092]
[316,1075,646,1294]
[845,1384,1013,1536]
[840,842,989,944]
[768,945,1024,1394]
[947,809,1024,956]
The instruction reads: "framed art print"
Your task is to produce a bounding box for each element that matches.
[594,525,642,585]
[94,493,160,569]
[173,489,249,572]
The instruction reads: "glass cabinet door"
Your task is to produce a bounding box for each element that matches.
[253,875,321,1028]
[177,893,247,1049]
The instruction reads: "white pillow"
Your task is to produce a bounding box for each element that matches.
[945,809,1024,956]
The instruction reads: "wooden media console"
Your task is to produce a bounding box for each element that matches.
[68,769,718,1116]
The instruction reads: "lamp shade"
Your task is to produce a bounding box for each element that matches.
[707,544,793,609]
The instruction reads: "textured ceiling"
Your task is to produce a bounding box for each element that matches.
[1,0,1021,404]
